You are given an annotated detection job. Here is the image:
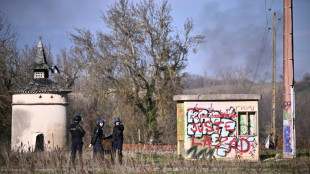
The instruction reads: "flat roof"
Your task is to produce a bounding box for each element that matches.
[173,94,262,101]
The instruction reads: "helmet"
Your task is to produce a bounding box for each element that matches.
[74,115,83,122]
[97,119,105,124]
[114,117,121,123]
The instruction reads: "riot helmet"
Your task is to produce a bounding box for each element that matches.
[74,115,84,122]
[114,117,121,123]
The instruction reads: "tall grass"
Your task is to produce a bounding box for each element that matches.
[1,146,310,173]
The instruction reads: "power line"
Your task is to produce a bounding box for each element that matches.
[249,0,276,90]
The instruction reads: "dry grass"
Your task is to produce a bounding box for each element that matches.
[1,146,310,173]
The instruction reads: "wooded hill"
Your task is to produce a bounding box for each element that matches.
[183,73,310,149]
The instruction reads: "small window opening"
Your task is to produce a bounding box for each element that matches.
[238,112,257,136]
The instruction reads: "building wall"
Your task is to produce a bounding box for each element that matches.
[11,93,69,151]
[177,101,259,161]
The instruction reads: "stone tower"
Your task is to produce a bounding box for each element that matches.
[11,39,71,151]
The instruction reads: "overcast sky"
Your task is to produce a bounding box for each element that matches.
[0,0,309,81]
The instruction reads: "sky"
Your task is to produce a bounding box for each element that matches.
[0,0,309,81]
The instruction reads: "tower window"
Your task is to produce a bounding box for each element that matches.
[34,72,44,78]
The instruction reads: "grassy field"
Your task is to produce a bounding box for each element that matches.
[1,148,310,173]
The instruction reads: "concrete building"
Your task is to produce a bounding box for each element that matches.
[11,39,71,151]
[173,94,261,161]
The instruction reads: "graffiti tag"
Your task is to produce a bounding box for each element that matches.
[284,125,292,152]
[187,145,215,159]
[283,101,291,110]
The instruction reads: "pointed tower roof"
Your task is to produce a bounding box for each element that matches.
[34,37,50,70]
[10,38,71,94]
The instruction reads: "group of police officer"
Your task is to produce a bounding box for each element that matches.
[69,115,124,164]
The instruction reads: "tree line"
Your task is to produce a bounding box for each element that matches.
[1,0,310,149]
[0,0,204,146]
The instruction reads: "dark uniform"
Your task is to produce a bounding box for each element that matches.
[69,115,85,163]
[90,119,105,159]
[106,117,124,164]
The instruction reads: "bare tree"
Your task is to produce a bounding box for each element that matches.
[70,0,204,141]
[53,48,85,89]
[0,12,19,142]
[0,12,19,91]
[215,65,253,93]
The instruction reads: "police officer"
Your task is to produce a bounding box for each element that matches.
[90,119,105,160]
[69,115,85,163]
[106,117,124,164]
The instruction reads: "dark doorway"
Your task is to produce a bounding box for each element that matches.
[35,134,44,151]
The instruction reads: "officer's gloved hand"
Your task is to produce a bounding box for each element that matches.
[89,144,92,148]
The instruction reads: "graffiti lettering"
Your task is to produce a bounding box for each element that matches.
[186,145,215,159]
[190,135,254,157]
[240,106,254,111]
[283,101,291,110]
[284,125,292,152]
[186,105,257,159]
[216,137,253,156]
[187,107,237,121]
[187,118,236,138]
[191,135,212,148]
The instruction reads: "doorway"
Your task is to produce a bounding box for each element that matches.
[35,134,44,151]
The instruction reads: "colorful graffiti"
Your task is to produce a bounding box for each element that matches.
[283,100,293,157]
[186,145,214,159]
[284,125,292,152]
[283,110,291,120]
[186,105,257,159]
[239,115,247,134]
[177,103,185,141]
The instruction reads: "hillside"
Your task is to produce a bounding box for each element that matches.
[182,80,310,149]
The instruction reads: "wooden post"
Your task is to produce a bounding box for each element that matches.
[272,12,276,148]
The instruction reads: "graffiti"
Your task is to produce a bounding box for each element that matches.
[187,107,237,120]
[283,110,291,120]
[177,117,185,140]
[190,135,254,157]
[177,103,185,140]
[216,137,254,157]
[187,107,237,138]
[191,134,212,148]
[239,116,247,134]
[248,140,258,158]
[283,101,291,110]
[186,145,215,159]
[186,105,257,159]
[284,125,292,152]
[197,95,201,100]
[240,106,254,111]
[187,118,236,138]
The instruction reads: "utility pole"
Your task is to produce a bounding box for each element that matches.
[283,0,295,158]
[272,12,276,148]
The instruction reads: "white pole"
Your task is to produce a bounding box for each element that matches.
[138,129,141,153]
[291,87,296,157]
